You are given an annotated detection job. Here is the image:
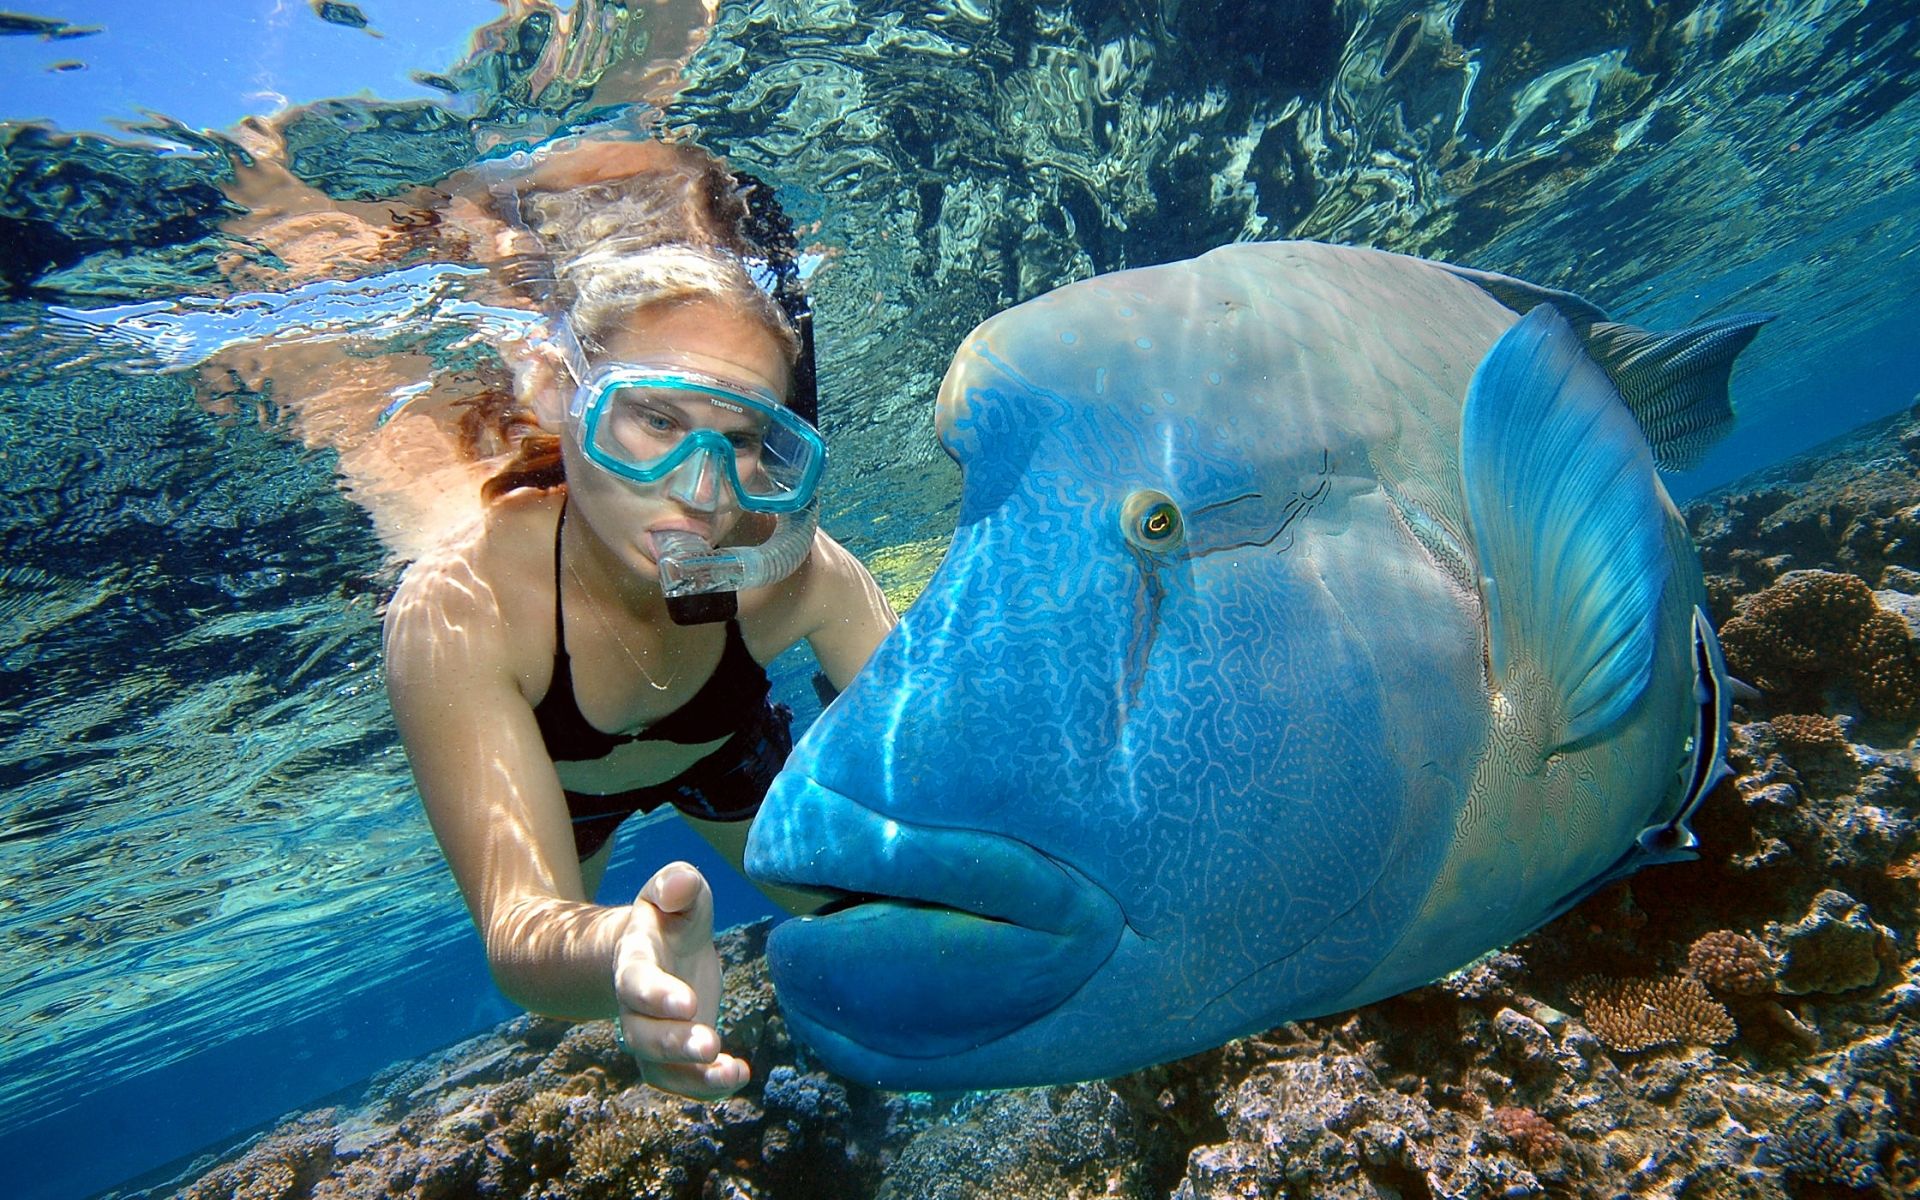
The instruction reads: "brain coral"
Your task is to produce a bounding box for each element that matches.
[1766,712,1849,752]
[1686,930,1778,995]
[1717,570,1919,717]
[1566,975,1736,1051]
[1490,1106,1563,1167]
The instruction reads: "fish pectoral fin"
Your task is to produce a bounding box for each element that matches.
[1461,306,1671,750]
[1582,313,1774,470]
[1535,613,1731,920]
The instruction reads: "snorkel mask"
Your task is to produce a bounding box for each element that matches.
[557,328,827,625]
[567,363,825,512]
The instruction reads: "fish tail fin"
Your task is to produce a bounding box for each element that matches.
[1461,306,1671,748]
[1582,312,1774,470]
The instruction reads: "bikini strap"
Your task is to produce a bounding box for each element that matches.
[552,499,570,658]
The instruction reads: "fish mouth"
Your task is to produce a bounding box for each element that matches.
[746,774,1124,1072]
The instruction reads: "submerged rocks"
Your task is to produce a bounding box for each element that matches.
[140,408,1920,1200]
[1771,890,1898,997]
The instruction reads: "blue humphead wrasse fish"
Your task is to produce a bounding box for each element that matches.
[746,241,1770,1090]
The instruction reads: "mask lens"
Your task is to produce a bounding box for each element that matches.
[600,387,700,459]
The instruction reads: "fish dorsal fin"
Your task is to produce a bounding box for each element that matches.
[1461,306,1671,748]
[1580,315,1774,470]
[1438,262,1772,471]
[1436,263,1612,326]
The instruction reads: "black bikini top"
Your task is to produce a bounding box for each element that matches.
[532,505,773,763]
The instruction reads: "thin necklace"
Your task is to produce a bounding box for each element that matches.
[559,503,676,695]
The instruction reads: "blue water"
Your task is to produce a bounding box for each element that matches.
[3,0,1918,1196]
[1,818,780,1200]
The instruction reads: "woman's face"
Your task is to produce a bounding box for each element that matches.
[560,299,793,580]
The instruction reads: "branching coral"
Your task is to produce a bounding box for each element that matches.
[180,1128,337,1200]
[1565,975,1735,1051]
[565,1102,713,1200]
[1854,606,1920,714]
[1686,930,1777,995]
[536,1020,632,1080]
[1717,570,1920,717]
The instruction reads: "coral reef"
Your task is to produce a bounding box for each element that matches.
[1769,889,1896,997]
[1716,569,1920,719]
[130,409,1920,1200]
[1565,975,1736,1051]
[1765,1097,1892,1190]
[1489,1106,1564,1169]
[862,533,951,614]
[1767,712,1850,754]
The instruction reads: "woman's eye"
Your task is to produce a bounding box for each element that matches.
[613,399,680,435]
[1120,489,1185,552]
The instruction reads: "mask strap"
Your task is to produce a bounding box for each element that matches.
[548,320,596,420]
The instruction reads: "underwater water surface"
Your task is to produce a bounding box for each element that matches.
[1,1,1918,1198]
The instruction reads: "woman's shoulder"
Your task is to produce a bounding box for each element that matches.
[385,489,562,670]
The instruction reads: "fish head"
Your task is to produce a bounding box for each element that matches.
[748,255,1415,1089]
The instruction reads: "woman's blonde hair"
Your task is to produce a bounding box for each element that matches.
[482,141,801,502]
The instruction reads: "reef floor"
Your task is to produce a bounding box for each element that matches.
[124,409,1920,1200]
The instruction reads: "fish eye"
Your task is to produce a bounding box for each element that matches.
[1120,489,1184,552]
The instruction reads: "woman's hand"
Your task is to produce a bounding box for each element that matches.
[613,862,751,1100]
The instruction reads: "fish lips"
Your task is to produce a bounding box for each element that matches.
[746,774,1123,1080]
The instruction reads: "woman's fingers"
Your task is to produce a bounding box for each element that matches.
[615,865,740,1100]
[639,861,714,935]
[620,1012,722,1064]
[640,1053,752,1102]
[613,952,697,1020]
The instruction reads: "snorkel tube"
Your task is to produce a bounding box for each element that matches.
[655,505,818,625]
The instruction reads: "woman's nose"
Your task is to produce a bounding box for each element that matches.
[666,447,723,510]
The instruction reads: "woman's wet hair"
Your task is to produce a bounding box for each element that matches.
[482,140,816,502]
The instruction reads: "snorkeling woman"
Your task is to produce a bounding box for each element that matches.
[383,142,895,1101]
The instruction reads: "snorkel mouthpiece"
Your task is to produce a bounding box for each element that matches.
[654,505,820,626]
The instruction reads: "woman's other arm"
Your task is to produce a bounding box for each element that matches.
[789,529,898,690]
